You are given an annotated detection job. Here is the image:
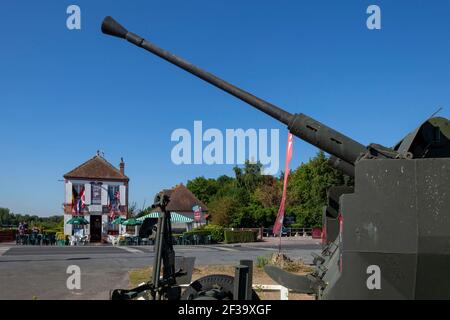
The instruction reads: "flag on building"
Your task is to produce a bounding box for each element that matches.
[71,186,78,214]
[109,188,120,218]
[77,187,85,214]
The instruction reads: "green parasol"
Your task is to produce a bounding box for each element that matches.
[66,216,89,225]
[121,218,143,226]
[112,216,127,225]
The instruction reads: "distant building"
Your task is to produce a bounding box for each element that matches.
[63,152,129,242]
[164,183,208,231]
[140,183,209,232]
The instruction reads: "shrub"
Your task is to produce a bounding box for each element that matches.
[183,230,211,237]
[224,230,257,244]
[256,255,269,268]
[202,224,224,242]
[56,232,66,241]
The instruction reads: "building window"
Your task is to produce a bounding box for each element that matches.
[71,184,85,213]
[108,185,120,209]
[72,184,84,202]
[91,183,102,205]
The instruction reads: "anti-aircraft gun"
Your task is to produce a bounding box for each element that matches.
[101,16,450,299]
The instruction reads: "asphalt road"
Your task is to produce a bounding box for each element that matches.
[0,238,320,300]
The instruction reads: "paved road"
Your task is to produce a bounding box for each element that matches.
[0,238,320,300]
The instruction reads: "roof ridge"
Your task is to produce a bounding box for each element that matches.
[63,154,129,180]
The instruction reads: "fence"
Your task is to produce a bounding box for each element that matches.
[262,227,314,237]
[0,230,15,242]
[226,227,321,239]
[226,228,264,240]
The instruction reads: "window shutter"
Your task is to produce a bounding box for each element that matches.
[119,185,126,205]
[65,181,72,204]
[101,184,109,205]
[84,184,91,205]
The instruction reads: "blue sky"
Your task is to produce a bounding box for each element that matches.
[1,1,449,216]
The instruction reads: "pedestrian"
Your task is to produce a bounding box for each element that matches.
[18,222,24,245]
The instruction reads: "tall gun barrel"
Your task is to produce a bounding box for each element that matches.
[101,16,366,166]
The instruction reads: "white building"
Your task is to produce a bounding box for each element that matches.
[63,152,129,242]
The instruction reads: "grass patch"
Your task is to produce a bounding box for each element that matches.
[129,267,152,288]
[256,254,271,268]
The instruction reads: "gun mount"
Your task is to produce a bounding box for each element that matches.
[102,16,450,299]
[110,189,259,300]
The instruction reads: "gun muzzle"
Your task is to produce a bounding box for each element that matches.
[101,16,128,39]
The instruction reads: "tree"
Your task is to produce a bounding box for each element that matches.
[186,177,218,204]
[287,151,346,227]
[208,195,240,226]
[185,151,349,228]
[128,202,138,218]
[0,207,11,225]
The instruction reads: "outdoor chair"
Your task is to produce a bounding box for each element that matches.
[182,234,192,245]
[49,234,56,245]
[21,234,29,245]
[193,235,199,245]
[108,235,119,246]
[69,235,77,246]
[78,235,89,246]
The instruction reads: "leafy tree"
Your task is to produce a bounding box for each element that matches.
[287,151,346,227]
[208,195,240,226]
[0,207,63,231]
[186,151,350,229]
[186,176,218,204]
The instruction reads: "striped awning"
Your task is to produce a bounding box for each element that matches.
[137,212,193,223]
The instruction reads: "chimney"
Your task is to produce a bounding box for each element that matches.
[120,157,125,175]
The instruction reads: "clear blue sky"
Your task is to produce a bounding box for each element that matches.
[1,1,449,216]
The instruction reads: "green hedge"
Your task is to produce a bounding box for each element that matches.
[183,225,225,243]
[183,230,211,237]
[202,224,224,242]
[224,230,257,244]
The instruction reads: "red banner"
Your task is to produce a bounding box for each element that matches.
[273,132,293,236]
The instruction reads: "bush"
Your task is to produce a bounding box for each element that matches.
[42,229,60,235]
[183,230,211,237]
[224,230,257,244]
[183,224,225,243]
[56,232,66,241]
[202,224,224,242]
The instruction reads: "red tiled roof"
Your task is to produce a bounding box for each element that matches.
[63,155,129,181]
